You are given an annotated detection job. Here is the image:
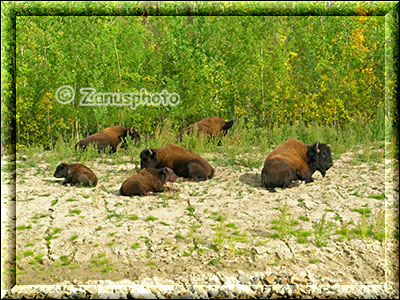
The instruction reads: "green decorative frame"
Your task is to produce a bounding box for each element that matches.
[1,1,398,298]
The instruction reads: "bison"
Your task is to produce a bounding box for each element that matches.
[53,163,98,187]
[178,116,235,140]
[261,138,333,192]
[120,167,176,196]
[140,144,214,182]
[75,125,140,153]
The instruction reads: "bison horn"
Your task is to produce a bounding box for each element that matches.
[316,142,320,153]
[147,148,153,155]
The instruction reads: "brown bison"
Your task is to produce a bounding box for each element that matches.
[178,116,235,139]
[75,125,140,153]
[261,138,333,192]
[120,167,176,196]
[140,144,214,182]
[53,163,98,187]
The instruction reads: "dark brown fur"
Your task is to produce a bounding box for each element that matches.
[120,167,173,196]
[261,138,333,192]
[178,116,235,140]
[75,125,140,153]
[54,163,98,187]
[140,144,214,182]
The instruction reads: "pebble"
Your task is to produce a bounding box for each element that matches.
[2,271,398,299]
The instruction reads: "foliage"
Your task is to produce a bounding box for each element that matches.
[11,14,387,149]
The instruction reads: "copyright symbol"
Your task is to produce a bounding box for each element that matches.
[55,85,75,104]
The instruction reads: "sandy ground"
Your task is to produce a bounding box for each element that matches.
[1,147,399,291]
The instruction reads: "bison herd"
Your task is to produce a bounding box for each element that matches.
[54,116,333,195]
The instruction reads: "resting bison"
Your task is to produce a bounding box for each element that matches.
[140,144,214,182]
[53,163,98,187]
[178,116,235,140]
[261,138,333,192]
[120,167,176,196]
[75,125,140,153]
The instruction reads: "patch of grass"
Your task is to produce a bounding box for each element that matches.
[69,209,82,215]
[106,242,114,246]
[298,216,309,222]
[31,214,48,220]
[34,254,44,261]
[208,257,222,266]
[146,261,156,267]
[145,216,158,222]
[66,198,78,202]
[51,199,58,206]
[313,213,335,247]
[59,255,71,266]
[16,225,32,230]
[336,225,351,240]
[106,212,124,220]
[175,234,185,240]
[131,242,140,250]
[309,258,321,264]
[226,222,238,229]
[38,193,51,197]
[23,250,34,257]
[69,235,78,241]
[371,208,385,241]
[369,193,385,200]
[127,214,139,221]
[296,236,309,244]
[270,203,296,240]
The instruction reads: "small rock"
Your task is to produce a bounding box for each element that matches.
[265,274,276,285]
[270,292,280,299]
[291,273,308,285]
[272,284,281,294]
[238,273,250,285]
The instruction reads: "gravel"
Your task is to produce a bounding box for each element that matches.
[2,271,399,299]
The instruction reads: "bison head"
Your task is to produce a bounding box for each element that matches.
[54,163,68,178]
[156,167,175,184]
[128,127,141,142]
[307,142,333,177]
[221,118,236,135]
[140,148,157,169]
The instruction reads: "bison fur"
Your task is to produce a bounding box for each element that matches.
[140,144,214,182]
[261,138,333,192]
[54,163,98,187]
[120,167,175,196]
[75,125,140,153]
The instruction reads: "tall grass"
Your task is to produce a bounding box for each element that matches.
[14,108,389,169]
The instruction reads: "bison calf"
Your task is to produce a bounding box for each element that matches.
[140,144,214,182]
[178,116,235,140]
[120,167,174,196]
[54,163,98,187]
[75,125,140,153]
[261,138,333,192]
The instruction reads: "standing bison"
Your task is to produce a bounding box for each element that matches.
[75,125,140,153]
[140,144,214,182]
[261,138,333,192]
[178,116,235,140]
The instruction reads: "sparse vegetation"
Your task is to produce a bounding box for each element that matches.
[313,213,335,247]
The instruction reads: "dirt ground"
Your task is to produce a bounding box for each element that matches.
[1,147,399,290]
